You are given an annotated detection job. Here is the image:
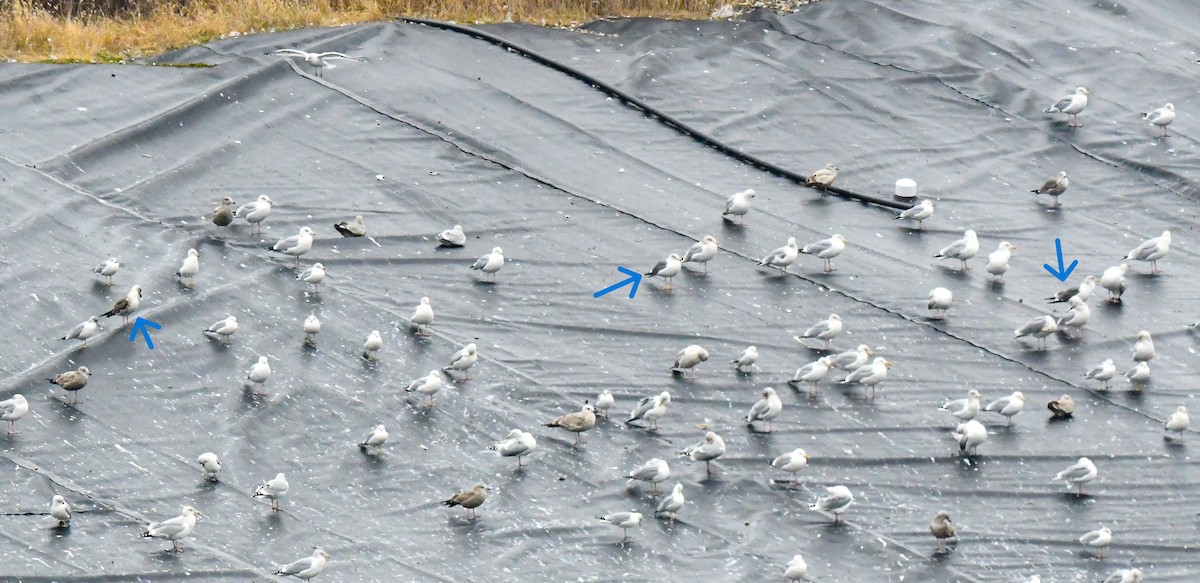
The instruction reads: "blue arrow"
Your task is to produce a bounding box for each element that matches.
[1043,238,1078,282]
[129,317,162,350]
[593,266,642,299]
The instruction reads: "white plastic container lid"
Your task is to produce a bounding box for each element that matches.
[895,178,917,199]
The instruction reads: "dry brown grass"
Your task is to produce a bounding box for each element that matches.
[0,0,722,62]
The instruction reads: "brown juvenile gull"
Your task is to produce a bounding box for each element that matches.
[443,484,488,519]
[1031,171,1069,207]
[99,284,142,325]
[141,506,201,552]
[334,215,366,237]
[929,510,957,549]
[212,196,236,228]
[47,366,90,404]
[544,403,597,445]
[804,163,838,194]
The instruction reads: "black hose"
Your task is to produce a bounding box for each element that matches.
[399,17,913,211]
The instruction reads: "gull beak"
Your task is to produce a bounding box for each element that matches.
[804,453,811,460]
[884,361,894,367]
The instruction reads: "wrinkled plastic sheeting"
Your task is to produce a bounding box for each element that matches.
[0,1,1198,581]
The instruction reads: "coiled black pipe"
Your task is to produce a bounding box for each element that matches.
[399,17,913,211]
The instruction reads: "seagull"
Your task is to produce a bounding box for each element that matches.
[436,224,466,247]
[681,235,719,273]
[1014,315,1058,349]
[895,199,934,229]
[1079,526,1113,557]
[722,188,755,223]
[405,370,444,405]
[597,511,643,541]
[47,366,90,404]
[443,484,488,520]
[1053,457,1097,495]
[1031,171,1069,207]
[1084,359,1117,389]
[1055,296,1090,334]
[443,343,478,379]
[1165,405,1189,442]
[268,49,365,77]
[927,287,954,319]
[841,357,892,400]
[1044,86,1090,127]
[246,356,271,394]
[141,506,201,552]
[410,297,434,336]
[594,390,614,418]
[334,215,366,237]
[61,316,102,348]
[1100,264,1129,302]
[470,247,505,282]
[940,389,982,422]
[984,391,1027,425]
[804,163,838,194]
[952,420,988,456]
[362,330,383,362]
[784,554,808,581]
[489,429,537,468]
[655,483,686,522]
[302,313,321,347]
[986,242,1016,281]
[626,458,670,494]
[202,315,238,345]
[1123,230,1171,274]
[644,253,683,289]
[1126,361,1151,387]
[544,404,597,445]
[176,248,200,287]
[934,229,980,271]
[51,495,71,527]
[1047,275,1097,304]
[92,257,120,285]
[358,424,388,451]
[1047,395,1076,418]
[275,549,331,580]
[270,227,316,267]
[746,387,783,432]
[930,510,957,549]
[831,344,872,371]
[796,314,843,349]
[790,356,833,396]
[679,431,726,475]
[0,394,29,434]
[99,284,142,325]
[1132,330,1155,362]
[1101,568,1143,583]
[234,195,274,234]
[759,237,800,274]
[197,452,222,481]
[296,263,326,293]
[672,344,709,378]
[809,485,854,523]
[731,345,759,372]
[1143,103,1175,137]
[212,196,236,229]
[253,473,290,511]
[801,234,848,273]
[771,448,810,484]
[626,391,671,430]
